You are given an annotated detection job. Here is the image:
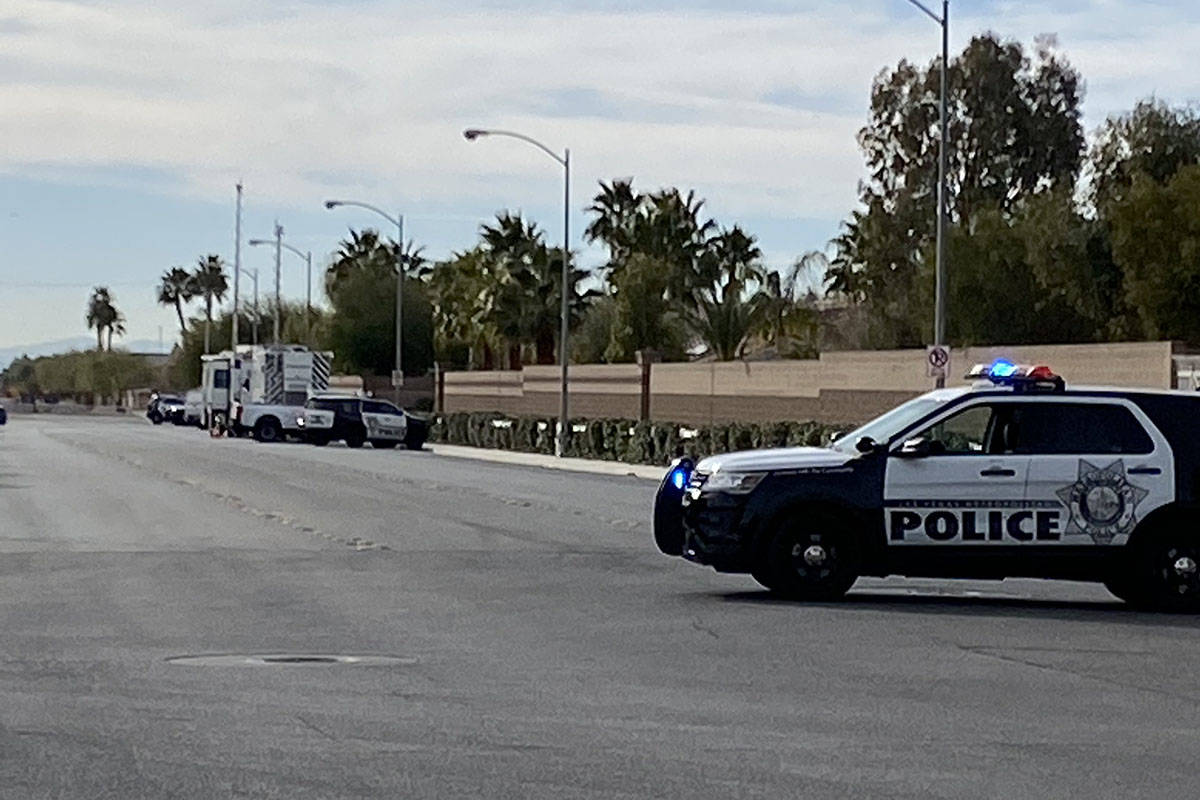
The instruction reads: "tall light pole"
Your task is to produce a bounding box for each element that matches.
[232,182,243,351]
[250,236,312,341]
[903,0,949,386]
[234,266,260,346]
[325,200,405,387]
[464,127,571,458]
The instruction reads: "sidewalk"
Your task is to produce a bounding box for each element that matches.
[427,443,666,481]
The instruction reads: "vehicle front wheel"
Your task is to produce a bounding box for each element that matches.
[254,418,282,443]
[307,434,330,447]
[1132,532,1200,612]
[149,412,163,425]
[344,434,365,449]
[767,512,859,601]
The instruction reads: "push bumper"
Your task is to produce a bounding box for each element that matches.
[652,459,752,572]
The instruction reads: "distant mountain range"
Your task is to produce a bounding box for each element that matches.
[0,337,172,370]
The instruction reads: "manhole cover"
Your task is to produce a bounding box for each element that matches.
[165,654,415,667]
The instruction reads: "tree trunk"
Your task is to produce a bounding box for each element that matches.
[535,327,555,365]
[204,296,212,354]
[96,327,103,351]
[175,300,186,335]
[106,327,113,352]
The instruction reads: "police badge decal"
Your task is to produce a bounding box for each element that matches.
[1055,460,1149,544]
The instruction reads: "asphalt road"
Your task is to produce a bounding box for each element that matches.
[1,415,1198,799]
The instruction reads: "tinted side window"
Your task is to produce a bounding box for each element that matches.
[1007,403,1153,455]
[363,400,399,414]
[917,405,994,454]
[307,399,336,411]
[213,370,230,389]
[336,400,361,416]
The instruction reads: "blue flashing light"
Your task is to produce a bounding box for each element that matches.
[989,360,1017,378]
[671,469,688,490]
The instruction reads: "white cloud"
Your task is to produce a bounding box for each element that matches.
[2,0,1199,349]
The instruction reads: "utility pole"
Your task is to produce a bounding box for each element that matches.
[232,182,243,350]
[273,221,283,344]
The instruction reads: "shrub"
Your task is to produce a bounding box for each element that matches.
[429,413,848,467]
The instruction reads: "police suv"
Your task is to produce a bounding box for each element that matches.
[653,362,1200,611]
[300,394,427,450]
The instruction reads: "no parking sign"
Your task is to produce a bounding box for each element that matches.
[926,345,950,379]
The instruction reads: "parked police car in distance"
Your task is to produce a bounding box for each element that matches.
[653,362,1200,611]
[300,394,427,450]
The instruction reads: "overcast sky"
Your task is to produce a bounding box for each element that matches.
[2,0,1198,352]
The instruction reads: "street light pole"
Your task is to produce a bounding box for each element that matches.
[903,0,950,387]
[234,266,259,346]
[232,182,243,350]
[250,235,312,342]
[273,222,283,344]
[324,201,405,388]
[463,128,572,458]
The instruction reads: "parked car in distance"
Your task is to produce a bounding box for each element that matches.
[147,394,185,425]
[301,395,427,450]
[183,389,203,427]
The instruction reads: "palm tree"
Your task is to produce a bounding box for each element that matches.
[86,287,118,351]
[157,267,195,335]
[106,310,126,352]
[192,255,228,354]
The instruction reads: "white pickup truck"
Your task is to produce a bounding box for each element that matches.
[234,403,306,442]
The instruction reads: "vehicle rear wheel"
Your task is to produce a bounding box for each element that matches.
[254,418,282,443]
[307,434,330,447]
[404,430,426,450]
[1133,532,1200,612]
[767,511,859,601]
[371,440,398,449]
[344,434,365,449]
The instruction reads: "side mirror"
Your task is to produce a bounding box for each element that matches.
[897,437,932,458]
[855,436,880,454]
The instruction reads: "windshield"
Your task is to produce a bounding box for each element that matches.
[831,394,950,452]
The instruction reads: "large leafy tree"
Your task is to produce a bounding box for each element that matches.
[829,34,1085,347]
[324,229,433,377]
[1090,100,1200,213]
[192,255,228,354]
[1108,166,1200,342]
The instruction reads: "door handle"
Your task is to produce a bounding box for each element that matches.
[1128,466,1162,475]
[980,467,1016,477]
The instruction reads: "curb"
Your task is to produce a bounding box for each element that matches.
[427,444,665,481]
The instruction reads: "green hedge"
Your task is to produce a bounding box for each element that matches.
[429,412,848,466]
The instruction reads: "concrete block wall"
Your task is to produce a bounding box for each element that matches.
[441,341,1179,426]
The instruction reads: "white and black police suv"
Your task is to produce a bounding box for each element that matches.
[653,362,1200,611]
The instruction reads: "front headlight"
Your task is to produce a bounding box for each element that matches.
[296,416,306,427]
[700,471,766,495]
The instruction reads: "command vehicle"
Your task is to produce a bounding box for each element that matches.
[653,362,1200,611]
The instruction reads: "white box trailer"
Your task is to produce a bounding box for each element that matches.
[200,345,333,431]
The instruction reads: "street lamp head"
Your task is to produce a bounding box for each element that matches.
[247,239,268,246]
[324,200,341,210]
[463,129,487,141]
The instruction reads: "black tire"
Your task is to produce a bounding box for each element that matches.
[751,561,780,592]
[766,511,859,601]
[1102,575,1142,604]
[149,412,163,425]
[307,434,330,447]
[344,434,365,449]
[254,417,282,443]
[371,440,398,449]
[404,417,427,451]
[1131,532,1200,612]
